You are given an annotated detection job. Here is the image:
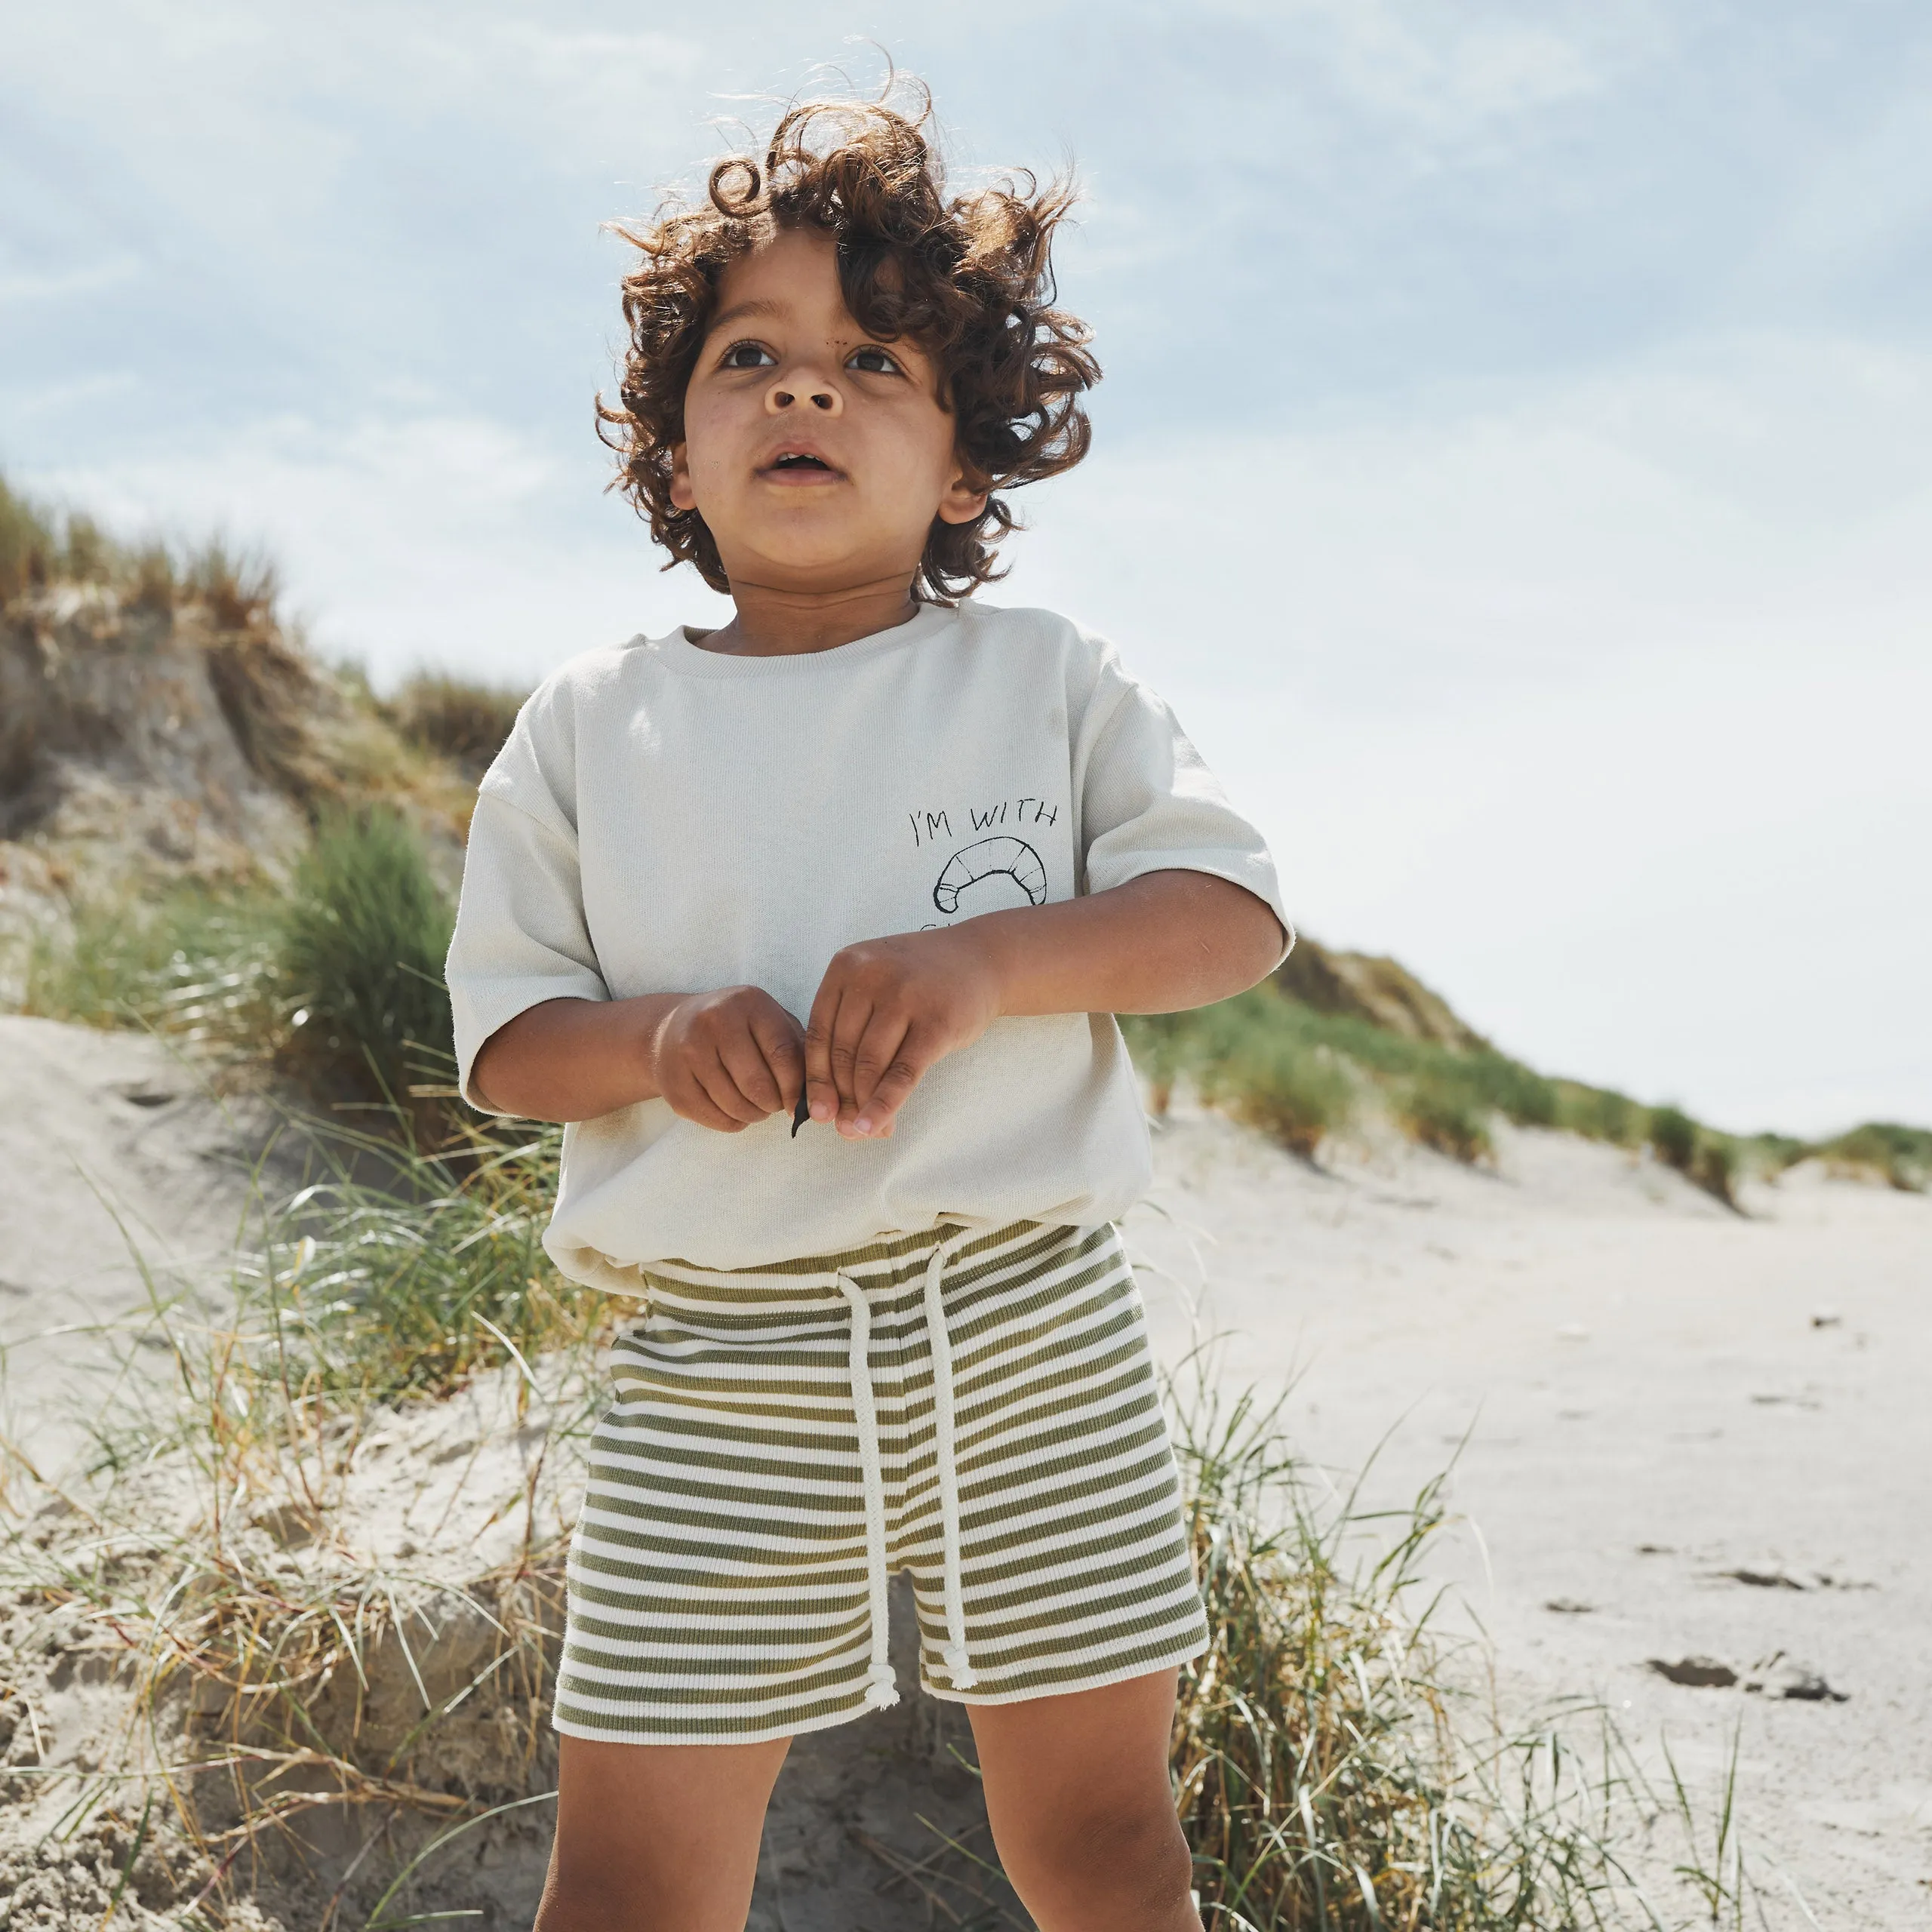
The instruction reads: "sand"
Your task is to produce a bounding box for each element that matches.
[1128,1104,1932,1926]
[2,1014,1927,1926]
[0,1016,309,1484]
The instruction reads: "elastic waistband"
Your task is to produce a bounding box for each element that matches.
[634,1217,1054,1300]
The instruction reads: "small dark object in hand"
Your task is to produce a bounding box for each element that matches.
[792,1088,811,1137]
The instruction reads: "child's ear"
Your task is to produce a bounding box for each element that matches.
[669,441,697,513]
[936,460,989,527]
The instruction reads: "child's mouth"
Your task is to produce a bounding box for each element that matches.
[764,451,839,480]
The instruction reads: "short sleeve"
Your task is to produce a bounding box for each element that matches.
[1077,663,1293,964]
[445,713,610,1114]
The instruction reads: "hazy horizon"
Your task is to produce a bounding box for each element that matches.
[4,2,1927,1137]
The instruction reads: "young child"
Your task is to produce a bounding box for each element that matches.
[446,89,1289,1932]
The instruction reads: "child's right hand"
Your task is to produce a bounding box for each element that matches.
[648,986,807,1134]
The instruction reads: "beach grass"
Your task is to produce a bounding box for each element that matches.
[2,472,277,626]
[381,672,527,774]
[1171,1377,1804,1930]
[1811,1121,1932,1192]
[20,876,285,1054]
[1122,990,1767,1209]
[0,1105,605,1925]
[277,807,457,1112]
[20,807,460,1128]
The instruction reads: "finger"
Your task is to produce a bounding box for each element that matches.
[803,980,844,1124]
[665,1064,749,1134]
[751,1007,808,1114]
[717,1027,783,1115]
[848,1008,911,1118]
[691,1052,766,1127]
[826,989,874,1118]
[851,1028,936,1138]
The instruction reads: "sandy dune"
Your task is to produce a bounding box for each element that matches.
[1129,1106,1932,1926]
[0,1017,303,1483]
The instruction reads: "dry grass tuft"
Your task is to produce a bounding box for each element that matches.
[383,674,528,774]
[1124,992,1795,1212]
[2,1108,608,1926]
[1171,1382,1793,1929]
[2,475,276,634]
[20,878,283,1052]
[1810,1121,1932,1192]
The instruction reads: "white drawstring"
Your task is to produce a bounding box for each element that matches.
[923,1226,981,1690]
[834,1269,900,1710]
[835,1222,985,1709]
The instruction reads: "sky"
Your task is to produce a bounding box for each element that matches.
[4,0,1928,1136]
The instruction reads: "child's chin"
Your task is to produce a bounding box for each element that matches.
[731,528,903,577]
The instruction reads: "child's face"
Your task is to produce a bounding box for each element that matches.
[671,227,986,593]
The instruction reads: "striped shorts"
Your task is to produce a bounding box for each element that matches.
[555,1218,1209,1745]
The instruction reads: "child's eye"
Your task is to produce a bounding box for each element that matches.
[720,340,776,371]
[846,345,903,376]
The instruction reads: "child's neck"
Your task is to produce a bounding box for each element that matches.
[699,573,924,657]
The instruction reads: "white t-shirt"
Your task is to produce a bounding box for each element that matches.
[445,599,1288,1287]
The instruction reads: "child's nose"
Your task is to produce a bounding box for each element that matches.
[765,370,842,416]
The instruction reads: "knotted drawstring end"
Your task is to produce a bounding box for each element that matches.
[863,1662,900,1709]
[942,1641,979,1690]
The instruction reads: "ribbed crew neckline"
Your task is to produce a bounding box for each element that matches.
[648,599,960,678]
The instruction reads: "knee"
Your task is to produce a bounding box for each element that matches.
[998,1792,1195,1924]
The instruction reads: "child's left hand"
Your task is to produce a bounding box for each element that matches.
[803,873,1285,1140]
[803,927,1004,1139]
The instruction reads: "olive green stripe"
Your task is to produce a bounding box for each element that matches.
[621,1254,1122,1373]
[611,1257,1130,1395]
[951,1472,1186,1569]
[572,1506,866,1554]
[558,1642,869,1697]
[629,1223,1109,1345]
[602,1313,1143,1453]
[593,1327,1154,1471]
[577,1415,1174,1524]
[954,1419,1171,1515]
[588,1358,1158,1493]
[955,1570,1205,1646]
[922,1534,1193,1623]
[956,1599,1209,1675]
[555,1660,868,1713]
[578,1419,1170,1538]
[571,1474,1186,1598]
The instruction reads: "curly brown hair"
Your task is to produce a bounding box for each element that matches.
[596,88,1100,601]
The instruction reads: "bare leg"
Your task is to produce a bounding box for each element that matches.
[532,1731,791,1932]
[966,1669,1200,1932]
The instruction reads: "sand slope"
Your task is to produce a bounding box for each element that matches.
[1128,1106,1932,1927]
[0,1016,308,1481]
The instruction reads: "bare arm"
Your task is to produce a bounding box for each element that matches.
[945,867,1284,1020]
[469,988,802,1128]
[802,869,1283,1137]
[470,869,1283,1130]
